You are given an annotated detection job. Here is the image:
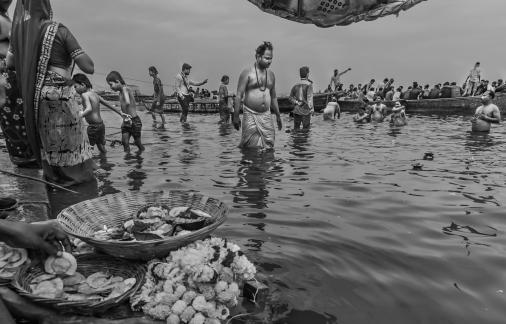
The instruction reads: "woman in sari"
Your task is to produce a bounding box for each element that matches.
[10,0,95,186]
[0,0,37,166]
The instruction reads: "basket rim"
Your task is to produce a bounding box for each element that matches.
[56,191,229,245]
[12,254,146,309]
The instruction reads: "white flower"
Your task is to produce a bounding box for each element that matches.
[3,106,10,113]
[166,314,180,324]
[182,290,197,304]
[231,255,256,280]
[16,98,22,104]
[192,295,208,313]
[214,305,230,320]
[180,306,196,323]
[145,304,172,320]
[171,300,187,315]
[12,114,19,121]
[189,312,206,324]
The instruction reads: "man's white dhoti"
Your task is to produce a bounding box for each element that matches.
[239,105,275,149]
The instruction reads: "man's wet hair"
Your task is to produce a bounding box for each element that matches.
[255,41,273,57]
[221,75,229,83]
[149,66,158,74]
[72,73,92,89]
[300,66,309,79]
[106,71,126,85]
[487,91,495,99]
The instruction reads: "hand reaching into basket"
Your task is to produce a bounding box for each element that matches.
[0,220,71,256]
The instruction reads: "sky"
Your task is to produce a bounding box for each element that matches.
[29,0,506,95]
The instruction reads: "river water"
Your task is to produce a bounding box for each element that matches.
[48,110,506,324]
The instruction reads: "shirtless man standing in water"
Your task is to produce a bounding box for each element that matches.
[472,91,501,132]
[233,42,282,149]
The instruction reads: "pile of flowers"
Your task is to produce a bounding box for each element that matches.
[131,237,256,324]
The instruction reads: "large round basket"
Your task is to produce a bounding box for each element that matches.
[12,254,145,316]
[57,191,228,260]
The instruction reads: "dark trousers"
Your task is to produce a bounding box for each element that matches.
[293,113,311,129]
[177,97,191,123]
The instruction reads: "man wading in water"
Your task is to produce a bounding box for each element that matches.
[174,63,207,124]
[471,91,501,132]
[233,41,282,149]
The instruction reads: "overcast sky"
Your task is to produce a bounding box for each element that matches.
[41,0,506,95]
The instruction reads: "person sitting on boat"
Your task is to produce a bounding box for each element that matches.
[471,91,500,132]
[402,86,412,100]
[329,68,351,92]
[474,80,488,96]
[384,86,394,101]
[371,97,388,122]
[353,105,370,124]
[495,79,506,93]
[393,87,402,101]
[409,82,422,100]
[422,84,430,99]
[366,87,375,102]
[323,96,340,120]
[390,101,407,126]
[429,84,441,99]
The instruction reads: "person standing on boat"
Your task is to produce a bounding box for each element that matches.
[329,68,351,92]
[471,91,500,132]
[464,62,481,96]
[174,63,207,124]
[233,41,282,149]
[289,66,314,130]
[148,66,165,128]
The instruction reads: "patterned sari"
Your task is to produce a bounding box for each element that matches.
[11,0,95,186]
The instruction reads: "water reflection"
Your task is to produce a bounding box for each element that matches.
[124,153,145,191]
[233,149,276,209]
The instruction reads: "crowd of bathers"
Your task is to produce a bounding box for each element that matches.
[323,77,506,102]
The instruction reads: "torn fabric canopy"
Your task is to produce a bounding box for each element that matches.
[247,0,427,27]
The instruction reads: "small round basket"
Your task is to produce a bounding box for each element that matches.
[57,191,228,260]
[12,254,145,316]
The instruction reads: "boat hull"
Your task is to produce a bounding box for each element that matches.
[142,98,221,113]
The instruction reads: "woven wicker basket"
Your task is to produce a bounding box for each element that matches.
[57,191,228,260]
[12,254,145,315]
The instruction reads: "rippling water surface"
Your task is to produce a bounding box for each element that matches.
[50,110,506,324]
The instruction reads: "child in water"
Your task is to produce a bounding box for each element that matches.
[73,73,130,154]
[106,71,144,153]
[353,106,370,123]
[390,101,408,126]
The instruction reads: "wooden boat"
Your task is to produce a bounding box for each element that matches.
[142,97,220,113]
[277,92,342,113]
[277,92,506,115]
[404,93,506,115]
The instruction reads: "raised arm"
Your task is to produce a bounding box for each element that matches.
[189,78,208,87]
[339,68,351,76]
[233,69,249,130]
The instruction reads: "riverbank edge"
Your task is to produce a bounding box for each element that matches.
[0,152,50,223]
